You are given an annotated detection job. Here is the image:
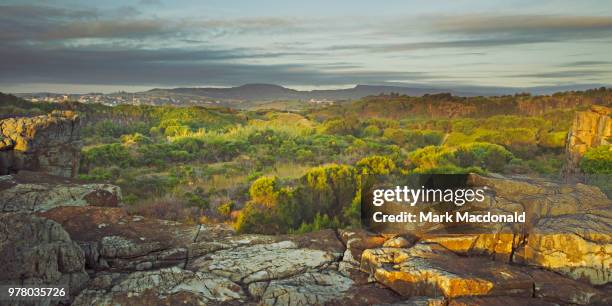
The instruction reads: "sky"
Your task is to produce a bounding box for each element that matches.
[1,0,612,93]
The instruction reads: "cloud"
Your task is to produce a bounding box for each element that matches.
[2,3,612,89]
[0,4,161,42]
[432,15,612,35]
[561,61,612,67]
[0,4,306,43]
[511,70,610,79]
[328,36,552,53]
[0,4,96,19]
[360,14,612,52]
[0,45,427,86]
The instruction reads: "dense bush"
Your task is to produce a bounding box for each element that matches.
[580,146,612,174]
[356,155,396,175]
[81,143,132,170]
[407,143,514,173]
[452,143,514,172]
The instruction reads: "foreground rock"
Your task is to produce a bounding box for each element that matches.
[448,296,559,306]
[0,213,89,299]
[361,243,534,299]
[523,268,608,305]
[38,206,200,272]
[0,111,82,177]
[73,267,244,306]
[258,270,353,305]
[0,171,121,213]
[0,168,609,305]
[188,240,340,284]
[514,210,612,285]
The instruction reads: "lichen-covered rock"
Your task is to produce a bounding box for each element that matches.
[38,206,200,271]
[0,213,88,298]
[361,243,533,299]
[468,174,610,220]
[260,270,353,305]
[188,240,340,284]
[0,111,81,177]
[421,231,521,262]
[72,267,244,306]
[0,172,121,213]
[513,211,612,285]
[412,174,611,264]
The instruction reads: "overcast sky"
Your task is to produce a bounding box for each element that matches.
[1,0,612,93]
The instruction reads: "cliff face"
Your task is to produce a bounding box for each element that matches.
[563,105,611,179]
[0,111,82,177]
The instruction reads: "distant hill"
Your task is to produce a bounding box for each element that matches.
[148,83,610,102]
[148,84,482,101]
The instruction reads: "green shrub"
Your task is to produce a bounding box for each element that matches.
[249,176,281,207]
[453,143,514,172]
[292,213,340,234]
[217,202,234,216]
[356,155,396,175]
[81,143,132,170]
[363,125,382,137]
[121,133,152,145]
[580,146,612,174]
[539,132,567,149]
[321,117,359,135]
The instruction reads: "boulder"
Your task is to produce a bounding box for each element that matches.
[0,213,89,297]
[0,111,82,177]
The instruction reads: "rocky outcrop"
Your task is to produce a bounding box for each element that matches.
[1,168,610,305]
[0,171,121,213]
[189,240,340,284]
[563,105,611,179]
[38,206,201,272]
[259,270,353,305]
[0,213,89,298]
[361,243,534,299]
[0,111,81,177]
[73,267,244,306]
[35,204,403,305]
[514,210,612,285]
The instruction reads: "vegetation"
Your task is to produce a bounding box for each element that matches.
[1,89,610,234]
